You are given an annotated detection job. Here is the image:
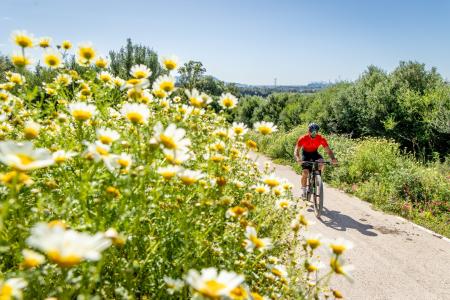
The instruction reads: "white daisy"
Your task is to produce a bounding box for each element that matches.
[52,150,77,164]
[178,169,205,185]
[327,238,354,255]
[185,268,244,298]
[153,75,175,93]
[244,226,273,252]
[157,165,182,180]
[96,128,120,145]
[130,64,152,79]
[219,93,238,109]
[160,55,179,71]
[163,276,185,295]
[68,102,97,121]
[26,222,111,267]
[120,103,150,124]
[0,141,54,171]
[0,278,27,299]
[253,121,278,135]
[152,122,191,150]
[231,122,248,136]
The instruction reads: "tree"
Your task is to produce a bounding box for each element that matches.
[109,38,162,81]
[178,60,206,90]
[0,53,14,80]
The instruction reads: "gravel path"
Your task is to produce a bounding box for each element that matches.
[250,152,450,300]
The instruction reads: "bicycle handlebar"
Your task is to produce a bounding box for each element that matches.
[299,160,333,165]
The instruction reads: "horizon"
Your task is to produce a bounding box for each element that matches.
[1,0,449,85]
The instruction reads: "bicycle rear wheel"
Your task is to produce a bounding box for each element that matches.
[313,175,323,217]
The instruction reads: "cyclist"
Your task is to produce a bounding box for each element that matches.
[293,123,337,199]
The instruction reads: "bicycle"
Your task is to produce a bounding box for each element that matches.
[301,160,332,218]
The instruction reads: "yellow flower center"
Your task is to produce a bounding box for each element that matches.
[222,98,233,107]
[159,81,174,92]
[306,239,321,249]
[251,293,264,300]
[126,112,144,124]
[79,47,95,60]
[211,155,224,162]
[160,134,176,149]
[11,55,30,67]
[199,280,226,297]
[54,156,66,164]
[249,235,264,248]
[133,70,147,79]
[258,126,271,135]
[96,146,109,156]
[1,171,31,185]
[180,176,196,185]
[271,268,283,277]
[264,179,279,187]
[231,206,246,216]
[230,286,247,299]
[153,89,167,99]
[24,256,42,268]
[331,245,346,255]
[45,54,61,67]
[72,110,92,121]
[24,127,39,139]
[234,127,243,134]
[47,250,82,267]
[100,74,111,82]
[0,283,13,299]
[190,97,203,107]
[305,262,318,273]
[17,154,35,165]
[255,187,266,194]
[95,59,108,68]
[127,78,141,86]
[299,215,308,226]
[117,158,130,167]
[246,140,257,149]
[99,136,113,144]
[9,75,23,85]
[62,41,72,50]
[127,89,142,99]
[164,60,177,70]
[279,201,289,208]
[161,171,176,179]
[15,35,33,48]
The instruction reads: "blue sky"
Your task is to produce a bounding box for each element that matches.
[1,0,449,85]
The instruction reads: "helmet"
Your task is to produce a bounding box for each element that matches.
[308,123,320,132]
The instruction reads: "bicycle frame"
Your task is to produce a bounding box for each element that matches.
[301,160,332,217]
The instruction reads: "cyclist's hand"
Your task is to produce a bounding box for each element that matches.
[331,158,338,165]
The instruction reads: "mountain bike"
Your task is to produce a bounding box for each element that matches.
[301,160,332,218]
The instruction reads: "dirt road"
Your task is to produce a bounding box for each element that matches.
[250,152,450,300]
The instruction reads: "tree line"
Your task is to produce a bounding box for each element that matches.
[234,62,450,160]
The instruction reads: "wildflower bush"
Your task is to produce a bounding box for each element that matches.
[251,127,450,237]
[0,31,354,299]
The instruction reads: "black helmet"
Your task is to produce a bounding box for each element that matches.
[308,123,320,132]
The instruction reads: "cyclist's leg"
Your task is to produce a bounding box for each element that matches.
[301,169,309,187]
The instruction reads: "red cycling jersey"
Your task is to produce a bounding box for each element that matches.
[296,134,329,152]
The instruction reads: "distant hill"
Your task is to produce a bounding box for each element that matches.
[231,82,331,97]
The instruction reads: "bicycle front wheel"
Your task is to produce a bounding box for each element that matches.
[313,175,324,217]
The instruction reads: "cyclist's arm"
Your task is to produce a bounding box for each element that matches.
[294,144,301,162]
[324,146,337,163]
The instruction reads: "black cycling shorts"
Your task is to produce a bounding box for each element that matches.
[301,150,323,171]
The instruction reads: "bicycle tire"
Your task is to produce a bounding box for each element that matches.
[313,174,323,217]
